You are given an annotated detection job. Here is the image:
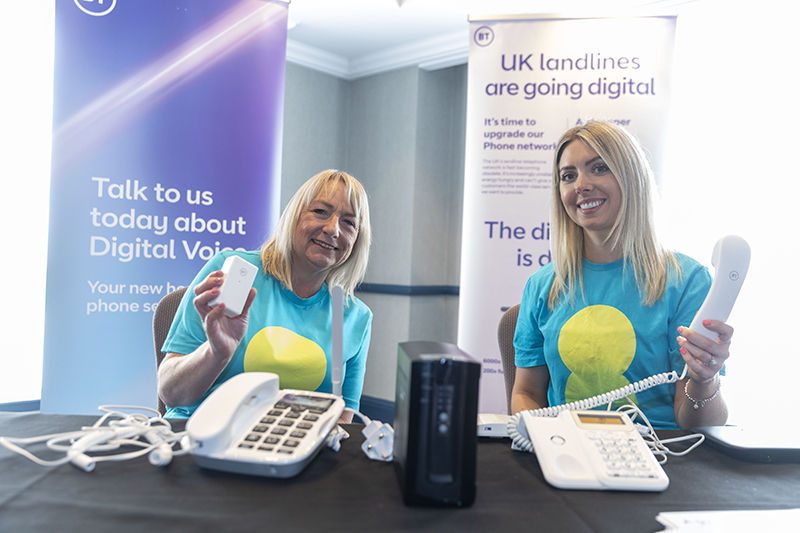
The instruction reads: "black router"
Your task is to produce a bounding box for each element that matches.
[393,341,480,507]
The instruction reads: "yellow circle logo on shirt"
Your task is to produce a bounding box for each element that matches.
[243,327,327,391]
[558,305,637,407]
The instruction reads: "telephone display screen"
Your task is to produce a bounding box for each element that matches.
[576,413,625,426]
[282,394,334,411]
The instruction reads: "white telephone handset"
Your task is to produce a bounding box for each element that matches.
[520,410,668,491]
[186,372,344,478]
[689,234,750,340]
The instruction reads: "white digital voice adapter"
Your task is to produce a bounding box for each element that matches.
[209,255,258,317]
[689,235,750,340]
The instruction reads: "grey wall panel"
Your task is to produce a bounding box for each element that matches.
[346,67,420,287]
[282,63,468,403]
[281,63,350,207]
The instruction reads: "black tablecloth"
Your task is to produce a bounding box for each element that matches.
[1,411,799,533]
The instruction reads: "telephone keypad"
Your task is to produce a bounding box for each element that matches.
[589,430,661,479]
[238,393,336,455]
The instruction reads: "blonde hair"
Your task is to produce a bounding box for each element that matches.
[548,121,679,309]
[261,170,371,303]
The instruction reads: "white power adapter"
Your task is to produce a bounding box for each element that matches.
[361,420,394,462]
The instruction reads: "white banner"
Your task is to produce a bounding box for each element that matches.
[459,15,676,414]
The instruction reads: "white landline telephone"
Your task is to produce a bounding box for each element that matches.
[520,409,669,491]
[186,372,344,478]
[187,286,350,478]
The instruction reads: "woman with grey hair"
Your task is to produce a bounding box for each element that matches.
[511,121,731,429]
[158,170,372,423]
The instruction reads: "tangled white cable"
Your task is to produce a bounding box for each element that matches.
[615,402,705,465]
[0,405,192,472]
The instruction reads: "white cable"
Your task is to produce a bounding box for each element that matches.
[615,401,703,464]
[0,431,88,468]
[0,405,192,472]
[520,370,681,420]
[324,286,347,451]
[331,285,344,398]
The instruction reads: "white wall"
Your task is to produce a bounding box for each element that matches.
[3,1,798,426]
[657,0,798,425]
[0,3,54,404]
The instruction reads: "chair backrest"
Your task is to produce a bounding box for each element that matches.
[152,286,188,415]
[497,303,520,415]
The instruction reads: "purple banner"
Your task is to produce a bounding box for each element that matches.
[42,0,288,413]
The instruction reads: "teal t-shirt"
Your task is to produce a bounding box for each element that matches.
[513,253,712,429]
[162,250,372,417]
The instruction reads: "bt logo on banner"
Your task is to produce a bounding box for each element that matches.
[474,26,494,47]
[74,0,117,17]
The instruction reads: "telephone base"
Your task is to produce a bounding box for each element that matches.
[192,449,323,479]
[186,373,345,479]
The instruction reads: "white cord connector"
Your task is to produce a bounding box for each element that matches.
[69,452,96,472]
[325,425,350,452]
[142,428,174,466]
[66,428,129,471]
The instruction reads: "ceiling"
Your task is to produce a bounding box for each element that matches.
[285,0,697,79]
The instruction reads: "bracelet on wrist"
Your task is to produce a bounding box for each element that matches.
[684,377,721,410]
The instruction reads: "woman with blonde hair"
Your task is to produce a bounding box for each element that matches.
[158,170,372,423]
[511,121,731,429]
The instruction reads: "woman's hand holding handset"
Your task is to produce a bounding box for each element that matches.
[677,320,732,382]
[193,270,257,364]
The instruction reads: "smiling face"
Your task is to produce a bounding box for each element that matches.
[291,180,359,286]
[558,140,623,245]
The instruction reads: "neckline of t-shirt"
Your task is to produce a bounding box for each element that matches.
[582,256,624,271]
[280,280,328,306]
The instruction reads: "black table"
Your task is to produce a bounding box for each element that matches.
[1,411,798,533]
